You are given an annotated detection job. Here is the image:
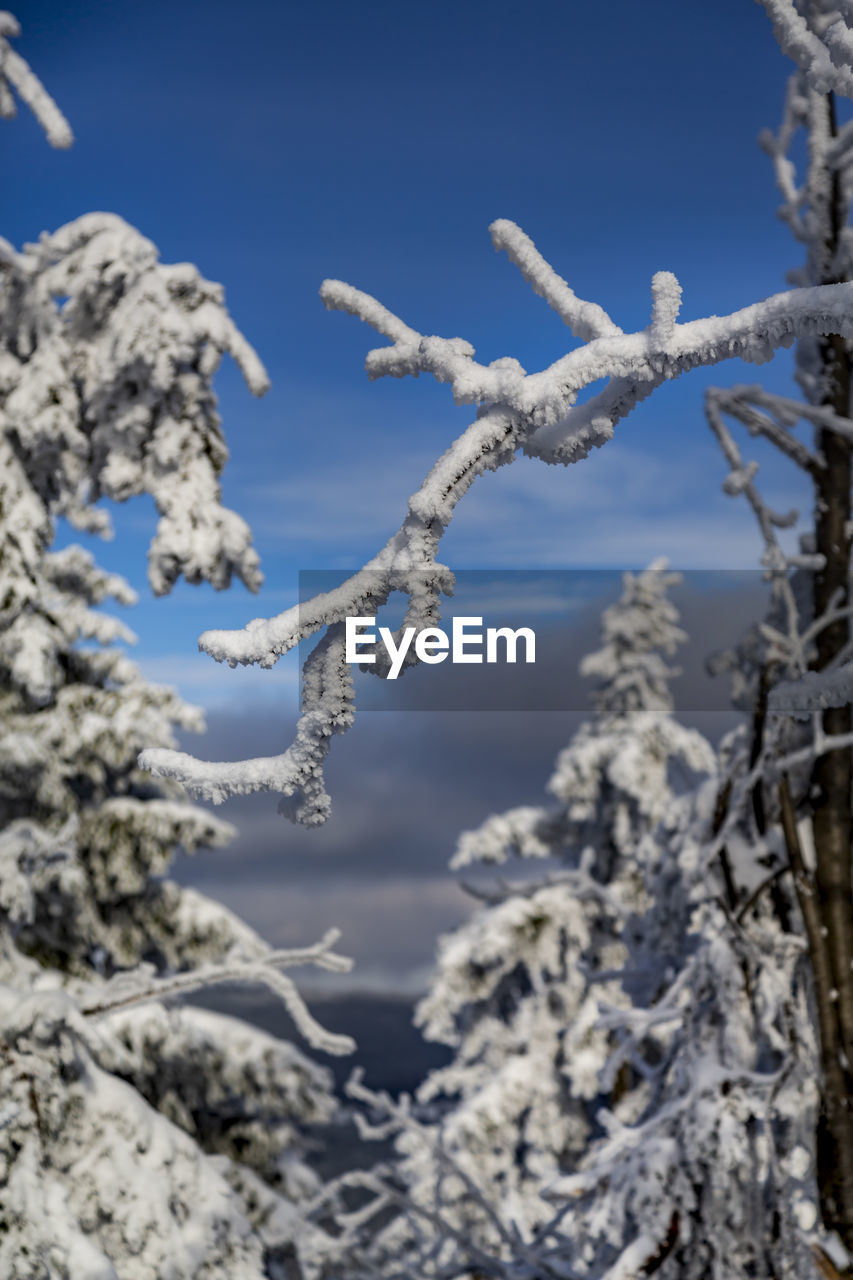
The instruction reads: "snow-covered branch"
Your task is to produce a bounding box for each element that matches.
[0,12,72,147]
[758,0,853,97]
[314,1070,569,1280]
[490,217,622,341]
[2,212,269,598]
[80,929,355,1056]
[140,222,853,823]
[769,661,853,714]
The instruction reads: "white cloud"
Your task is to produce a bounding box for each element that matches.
[244,435,810,571]
[135,652,298,709]
[192,874,476,994]
[442,446,810,569]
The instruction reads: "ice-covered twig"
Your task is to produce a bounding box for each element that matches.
[707,385,824,471]
[705,387,807,686]
[758,0,853,96]
[726,384,853,442]
[321,1070,568,1280]
[490,218,622,341]
[0,12,73,147]
[649,270,683,345]
[80,929,355,1055]
[706,391,803,557]
[760,74,809,243]
[143,623,357,818]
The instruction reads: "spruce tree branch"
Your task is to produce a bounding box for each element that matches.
[79,934,355,1056]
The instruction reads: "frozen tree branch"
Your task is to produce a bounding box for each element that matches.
[80,929,355,1056]
[0,12,72,147]
[769,661,853,714]
[489,217,622,340]
[140,222,853,823]
[758,0,853,96]
[314,1070,572,1280]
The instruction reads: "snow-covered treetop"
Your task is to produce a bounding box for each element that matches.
[580,558,686,717]
[1,19,268,598]
[0,12,72,148]
[453,562,715,872]
[1,212,269,595]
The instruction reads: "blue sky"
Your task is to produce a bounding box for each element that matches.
[6,1,828,987]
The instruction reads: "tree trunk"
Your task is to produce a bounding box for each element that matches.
[809,91,853,1254]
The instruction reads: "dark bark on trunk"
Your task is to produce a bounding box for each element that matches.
[809,92,853,1254]
[780,775,853,1248]
[712,777,740,912]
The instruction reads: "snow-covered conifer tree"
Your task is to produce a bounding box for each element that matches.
[372,566,714,1260]
[0,15,352,1277]
[313,565,715,1274]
